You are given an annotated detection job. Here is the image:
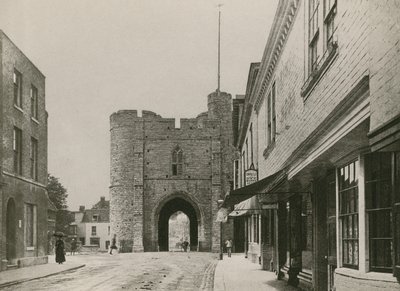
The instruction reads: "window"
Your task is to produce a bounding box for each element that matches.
[90,237,100,246]
[250,124,254,165]
[267,91,272,145]
[31,85,38,119]
[309,0,320,73]
[92,215,99,222]
[365,153,393,272]
[234,160,239,189]
[13,70,22,108]
[245,138,249,168]
[324,0,337,49]
[30,138,38,181]
[253,215,259,243]
[266,83,277,146]
[25,204,36,248]
[271,83,276,143]
[242,151,245,186]
[262,210,275,246]
[108,226,110,236]
[91,226,97,236]
[13,127,23,175]
[339,160,359,269]
[172,147,183,176]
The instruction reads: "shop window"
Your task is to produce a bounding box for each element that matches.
[339,160,359,269]
[365,152,394,272]
[172,147,183,176]
[253,215,259,243]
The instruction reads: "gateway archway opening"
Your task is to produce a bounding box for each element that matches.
[168,211,190,251]
[158,198,198,251]
[6,198,16,261]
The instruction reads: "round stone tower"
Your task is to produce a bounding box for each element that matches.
[109,110,144,252]
[207,90,234,196]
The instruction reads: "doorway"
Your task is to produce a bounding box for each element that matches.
[6,198,17,262]
[158,198,198,251]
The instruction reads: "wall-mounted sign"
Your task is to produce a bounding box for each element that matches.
[245,164,258,186]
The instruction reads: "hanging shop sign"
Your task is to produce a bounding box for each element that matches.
[245,164,258,186]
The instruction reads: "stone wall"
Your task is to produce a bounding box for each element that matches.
[110,91,235,252]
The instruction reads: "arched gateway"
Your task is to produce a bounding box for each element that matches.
[156,195,200,251]
[110,92,234,253]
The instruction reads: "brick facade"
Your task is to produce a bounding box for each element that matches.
[110,91,234,252]
[230,0,400,290]
[0,31,50,271]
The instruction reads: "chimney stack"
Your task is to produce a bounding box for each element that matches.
[79,205,85,212]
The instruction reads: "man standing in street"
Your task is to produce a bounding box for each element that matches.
[225,239,233,257]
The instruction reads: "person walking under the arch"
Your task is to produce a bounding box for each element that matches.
[109,234,118,255]
[182,240,189,252]
[225,239,233,258]
[70,238,77,256]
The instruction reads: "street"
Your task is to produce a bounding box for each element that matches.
[2,252,218,291]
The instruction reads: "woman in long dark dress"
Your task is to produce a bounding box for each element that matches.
[55,237,66,264]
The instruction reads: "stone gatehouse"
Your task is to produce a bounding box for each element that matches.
[110,91,234,252]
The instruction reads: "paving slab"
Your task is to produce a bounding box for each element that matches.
[0,255,85,289]
[213,253,299,291]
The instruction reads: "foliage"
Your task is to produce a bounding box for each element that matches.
[47,174,68,209]
[47,174,74,233]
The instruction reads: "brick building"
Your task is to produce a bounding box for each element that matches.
[70,197,111,252]
[110,90,235,252]
[0,31,50,270]
[223,0,400,290]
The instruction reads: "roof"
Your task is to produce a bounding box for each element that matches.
[82,208,109,223]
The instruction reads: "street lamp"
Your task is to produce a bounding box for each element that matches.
[217,199,224,260]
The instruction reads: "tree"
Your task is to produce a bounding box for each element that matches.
[47,174,74,233]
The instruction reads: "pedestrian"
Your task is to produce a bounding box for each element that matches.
[70,238,77,256]
[182,240,189,252]
[225,239,233,257]
[55,236,66,264]
[109,234,118,255]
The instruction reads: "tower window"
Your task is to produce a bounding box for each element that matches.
[172,147,183,176]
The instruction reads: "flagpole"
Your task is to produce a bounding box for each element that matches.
[217,4,223,96]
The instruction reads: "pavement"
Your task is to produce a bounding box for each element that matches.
[0,255,85,289]
[0,253,298,290]
[213,253,299,291]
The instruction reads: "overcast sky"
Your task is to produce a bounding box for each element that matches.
[0,0,278,210]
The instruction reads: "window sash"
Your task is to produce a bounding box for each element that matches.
[339,161,359,269]
[30,138,38,181]
[13,127,22,175]
[31,85,38,119]
[14,70,22,108]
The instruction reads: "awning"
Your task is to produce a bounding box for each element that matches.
[222,169,287,208]
[229,195,262,217]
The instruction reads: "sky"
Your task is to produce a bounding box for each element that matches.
[0,0,278,210]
